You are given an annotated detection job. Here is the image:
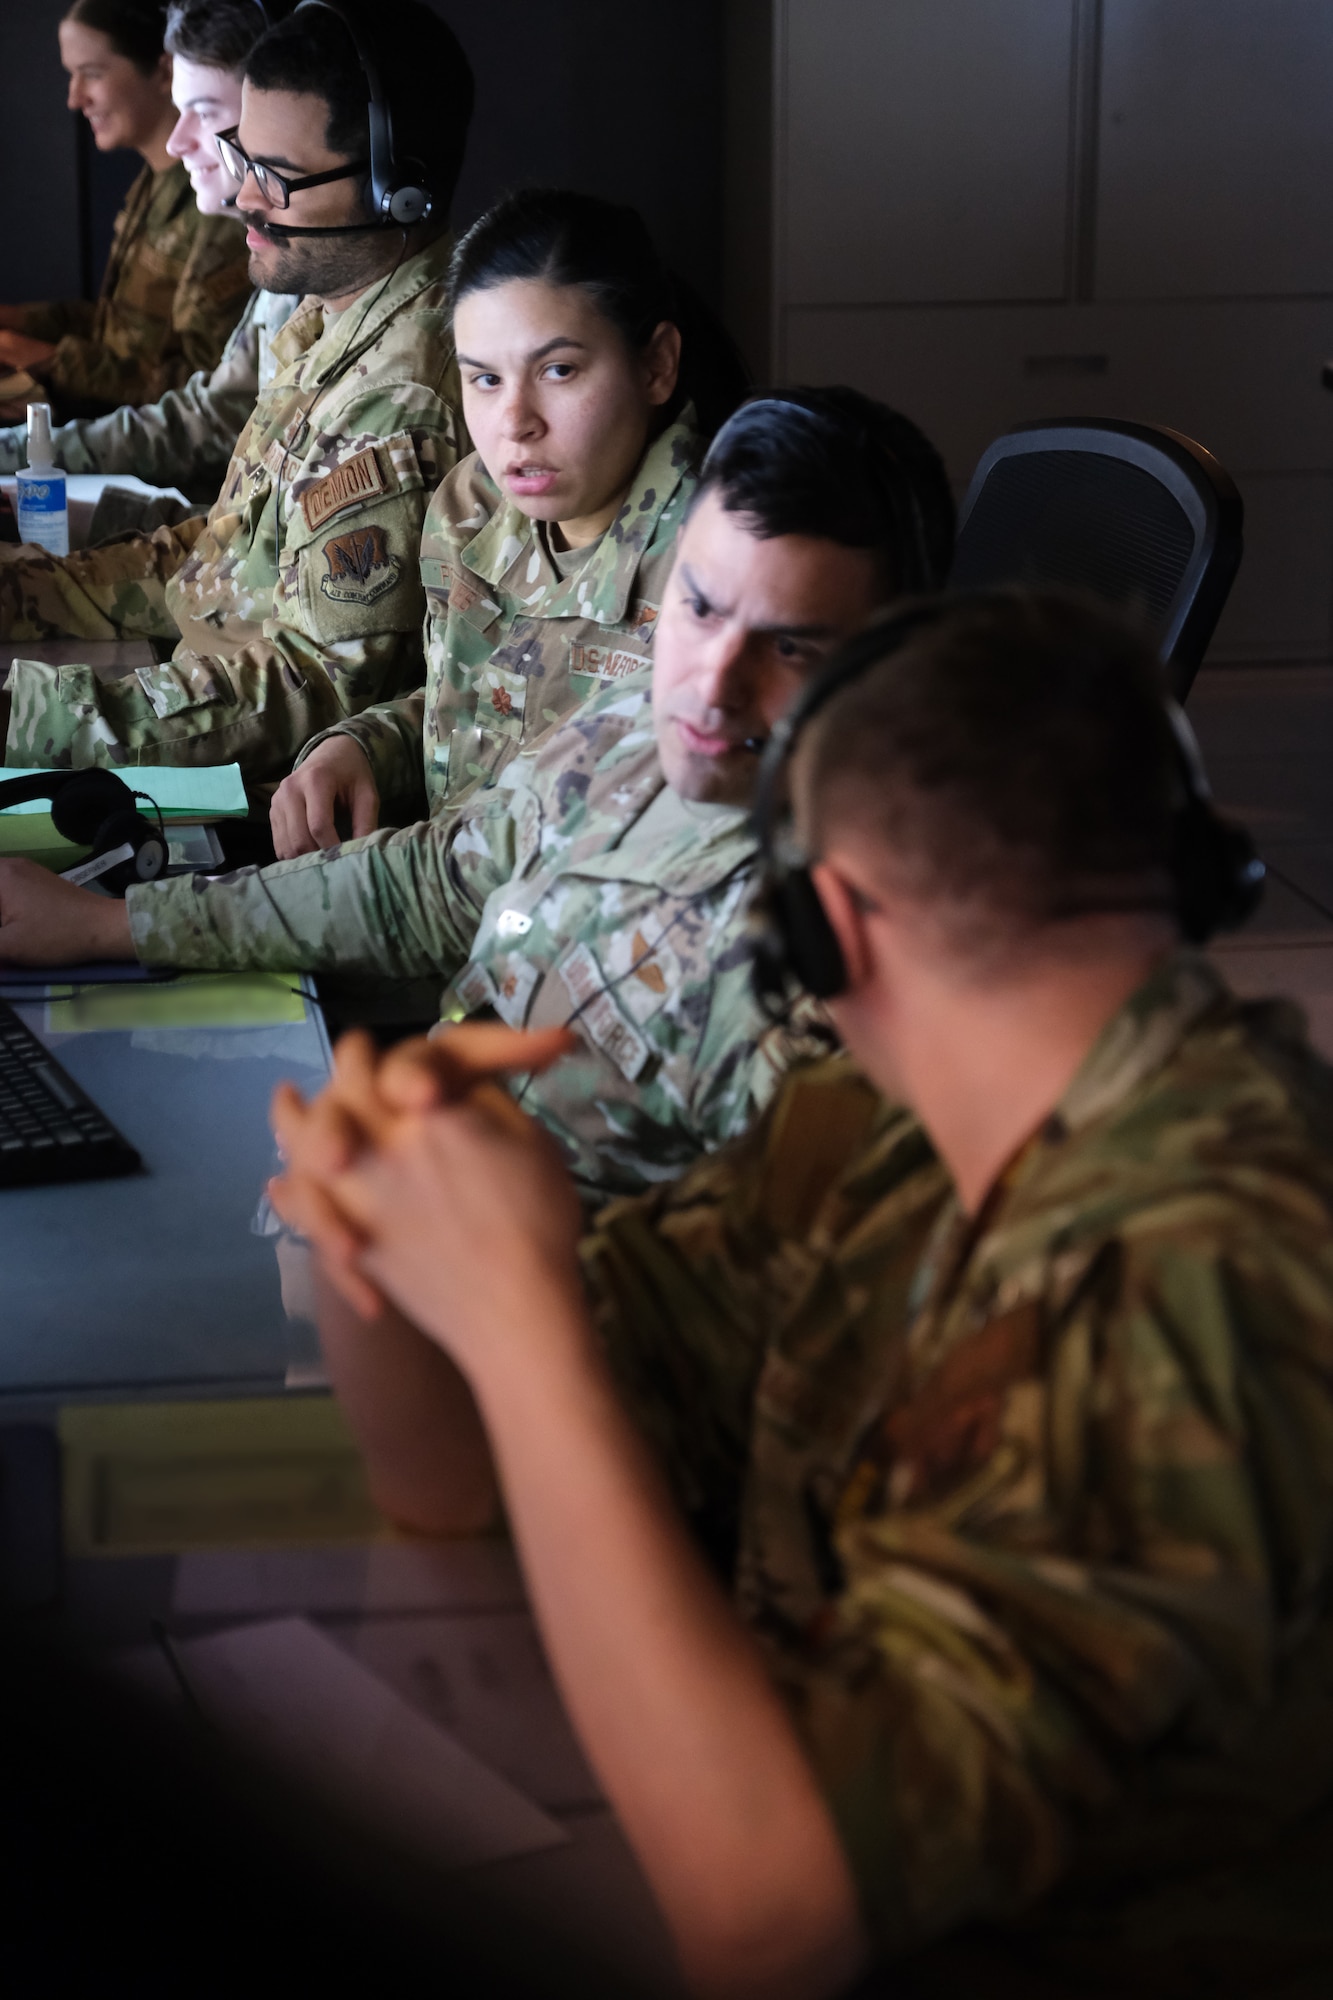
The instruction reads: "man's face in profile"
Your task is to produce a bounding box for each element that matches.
[652,488,883,807]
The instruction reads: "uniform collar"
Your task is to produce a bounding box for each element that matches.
[1052,950,1230,1140]
[267,231,454,383]
[461,412,699,620]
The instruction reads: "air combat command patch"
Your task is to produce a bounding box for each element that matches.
[319,524,403,607]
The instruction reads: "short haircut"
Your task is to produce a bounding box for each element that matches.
[798,590,1181,959]
[696,387,955,596]
[64,0,168,73]
[245,0,473,213]
[165,0,272,71]
[450,188,750,442]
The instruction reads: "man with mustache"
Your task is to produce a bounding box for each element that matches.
[0,389,955,1204]
[0,0,473,784]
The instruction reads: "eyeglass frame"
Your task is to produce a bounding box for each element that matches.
[215,127,370,210]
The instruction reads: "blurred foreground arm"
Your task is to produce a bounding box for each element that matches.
[270,1028,867,2000]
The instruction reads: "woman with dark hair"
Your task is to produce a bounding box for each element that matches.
[271,188,749,859]
[0,0,250,421]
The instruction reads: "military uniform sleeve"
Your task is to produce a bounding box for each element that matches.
[4,392,462,776]
[773,1218,1333,1957]
[0,295,263,495]
[0,517,204,649]
[15,298,96,345]
[33,210,250,412]
[126,788,516,978]
[295,687,430,817]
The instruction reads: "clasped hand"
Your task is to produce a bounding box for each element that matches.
[268,1022,584,1381]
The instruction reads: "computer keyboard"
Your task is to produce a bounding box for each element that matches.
[0,1001,142,1188]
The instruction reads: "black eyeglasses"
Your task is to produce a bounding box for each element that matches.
[215,127,368,210]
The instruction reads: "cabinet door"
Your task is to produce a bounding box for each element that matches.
[781,0,1077,306]
[1098,0,1333,301]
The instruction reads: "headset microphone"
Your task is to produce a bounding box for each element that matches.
[743,736,766,753]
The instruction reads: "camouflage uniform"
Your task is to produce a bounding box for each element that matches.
[582,954,1333,1994]
[126,675,805,1202]
[17,162,251,416]
[0,289,300,502]
[1,236,464,781]
[295,417,699,819]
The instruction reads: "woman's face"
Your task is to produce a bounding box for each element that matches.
[454,278,681,548]
[59,20,172,155]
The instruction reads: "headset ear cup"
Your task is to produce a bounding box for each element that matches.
[89,809,168,898]
[386,181,431,226]
[47,770,135,845]
[1174,798,1265,943]
[773,867,848,1000]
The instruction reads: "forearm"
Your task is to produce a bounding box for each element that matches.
[37,372,242,494]
[127,818,485,980]
[314,1266,497,1535]
[466,1298,866,1998]
[17,299,94,345]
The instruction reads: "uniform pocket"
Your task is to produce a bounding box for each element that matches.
[133,653,235,719]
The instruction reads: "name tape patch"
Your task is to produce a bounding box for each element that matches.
[561,942,651,1081]
[299,447,387,532]
[570,643,653,683]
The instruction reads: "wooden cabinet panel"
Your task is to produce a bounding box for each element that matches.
[781,0,1077,305]
[782,300,1333,478]
[1097,0,1333,301]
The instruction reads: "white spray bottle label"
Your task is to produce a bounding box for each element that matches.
[16,402,68,557]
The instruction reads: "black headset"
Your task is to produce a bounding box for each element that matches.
[293,0,434,227]
[748,598,1267,1014]
[0,771,168,897]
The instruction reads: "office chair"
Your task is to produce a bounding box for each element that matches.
[949,419,1244,698]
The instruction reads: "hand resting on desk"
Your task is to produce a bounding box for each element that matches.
[0,857,135,965]
[270,736,381,860]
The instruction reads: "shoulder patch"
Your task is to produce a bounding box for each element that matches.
[319,524,403,606]
[300,447,387,532]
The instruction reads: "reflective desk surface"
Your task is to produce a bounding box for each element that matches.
[1,972,330,1401]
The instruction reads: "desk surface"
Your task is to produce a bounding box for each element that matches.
[1,975,330,1400]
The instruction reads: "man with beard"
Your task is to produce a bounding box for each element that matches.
[0,0,473,784]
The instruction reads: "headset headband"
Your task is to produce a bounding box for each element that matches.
[749,591,1265,1014]
[292,0,433,226]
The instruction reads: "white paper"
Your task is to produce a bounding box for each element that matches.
[173,1540,527,1618]
[175,1615,567,1869]
[347,1612,601,1811]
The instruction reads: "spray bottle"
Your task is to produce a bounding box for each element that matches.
[15,402,68,557]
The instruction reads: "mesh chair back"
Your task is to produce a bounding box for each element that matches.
[949,420,1243,697]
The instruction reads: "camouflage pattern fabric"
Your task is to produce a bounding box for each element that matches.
[0,289,300,501]
[18,162,251,416]
[126,674,810,1203]
[1,236,465,780]
[581,953,1333,1993]
[300,415,699,821]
